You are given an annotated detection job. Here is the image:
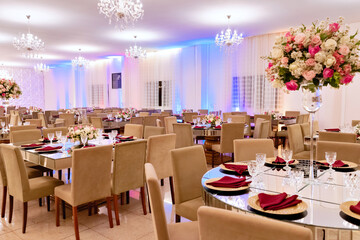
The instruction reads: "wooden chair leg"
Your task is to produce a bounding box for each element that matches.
[113,194,120,225]
[175,214,181,223]
[72,206,80,240]
[126,191,130,204]
[1,186,7,218]
[220,153,223,164]
[120,193,125,205]
[9,195,13,223]
[140,187,147,215]
[67,168,71,180]
[62,200,66,219]
[39,198,42,207]
[211,151,215,168]
[55,196,60,227]
[93,201,98,215]
[22,202,28,233]
[88,202,92,216]
[146,184,151,213]
[50,171,53,177]
[106,197,114,228]
[160,179,164,186]
[46,196,50,212]
[169,176,175,205]
[58,170,62,181]
[231,153,234,162]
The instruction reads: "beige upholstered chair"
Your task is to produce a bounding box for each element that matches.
[318,132,357,143]
[198,109,208,115]
[25,119,42,127]
[144,126,165,139]
[9,114,19,126]
[10,125,37,132]
[11,129,42,144]
[144,116,158,126]
[234,139,274,162]
[296,114,310,124]
[156,119,162,127]
[145,163,199,240]
[352,120,360,127]
[231,111,247,115]
[96,113,108,119]
[254,114,272,136]
[139,112,150,117]
[288,124,310,159]
[183,112,198,123]
[38,112,47,127]
[55,145,113,240]
[197,206,312,240]
[171,145,206,222]
[211,123,245,167]
[300,122,310,137]
[285,111,300,118]
[146,134,176,204]
[93,109,103,113]
[222,112,232,122]
[130,117,144,125]
[1,145,63,233]
[316,141,360,164]
[161,111,171,117]
[164,116,177,134]
[230,115,246,123]
[173,123,194,149]
[152,113,161,116]
[253,119,270,139]
[59,113,75,127]
[124,124,143,139]
[112,140,147,225]
[43,127,68,138]
[90,117,103,129]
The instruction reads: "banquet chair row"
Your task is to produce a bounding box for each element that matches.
[318,131,357,143]
[316,141,360,164]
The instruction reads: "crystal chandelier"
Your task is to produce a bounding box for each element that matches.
[13,15,45,58]
[215,15,244,48]
[72,49,90,68]
[34,58,49,73]
[125,36,146,59]
[98,0,144,29]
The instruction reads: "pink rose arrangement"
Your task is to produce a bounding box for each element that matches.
[203,114,222,126]
[265,17,360,92]
[67,125,98,143]
[116,109,132,120]
[0,78,22,100]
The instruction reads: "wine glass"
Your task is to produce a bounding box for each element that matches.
[107,114,112,120]
[55,131,62,140]
[1,121,5,133]
[193,118,197,126]
[48,133,55,145]
[282,149,293,174]
[256,153,266,172]
[325,151,337,180]
[60,136,67,152]
[248,161,258,182]
[80,134,88,147]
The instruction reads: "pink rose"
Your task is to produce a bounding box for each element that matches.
[285,32,295,43]
[308,45,320,57]
[329,23,340,32]
[285,80,298,91]
[302,70,316,81]
[281,57,289,65]
[340,74,354,84]
[305,58,316,67]
[268,63,273,69]
[343,64,352,74]
[311,35,322,46]
[333,51,345,65]
[323,68,334,79]
[1,93,4,97]
[285,44,292,53]
[338,45,350,56]
[294,33,306,45]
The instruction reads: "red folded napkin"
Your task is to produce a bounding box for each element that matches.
[194,126,205,129]
[258,192,302,210]
[35,146,62,151]
[350,202,360,215]
[43,138,57,141]
[316,160,348,168]
[119,136,133,140]
[83,144,96,148]
[206,176,251,188]
[223,163,248,175]
[325,128,341,132]
[215,126,221,129]
[21,143,45,148]
[272,156,295,164]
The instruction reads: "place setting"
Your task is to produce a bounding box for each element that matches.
[316,152,357,173]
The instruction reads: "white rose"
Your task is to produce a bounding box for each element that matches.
[271,79,284,88]
[340,36,350,45]
[324,39,337,51]
[271,48,283,59]
[289,62,299,72]
[315,51,326,63]
[325,55,336,67]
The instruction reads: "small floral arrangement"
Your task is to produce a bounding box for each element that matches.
[203,114,222,126]
[67,125,98,143]
[66,109,79,115]
[32,106,42,112]
[0,78,22,100]
[355,123,360,139]
[265,17,360,92]
[182,109,193,115]
[116,110,132,120]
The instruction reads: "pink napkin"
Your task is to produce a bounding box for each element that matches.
[223,163,248,175]
[258,192,302,210]
[206,176,251,188]
[350,202,360,215]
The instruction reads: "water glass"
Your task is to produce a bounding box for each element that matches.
[193,118,197,126]
[282,149,293,174]
[107,114,112,120]
[48,133,55,145]
[1,121,5,133]
[255,153,266,172]
[80,134,88,147]
[60,136,67,152]
[55,131,62,140]
[248,161,258,179]
[325,152,337,179]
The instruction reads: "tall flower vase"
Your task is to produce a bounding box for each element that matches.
[302,85,322,183]
[2,99,9,115]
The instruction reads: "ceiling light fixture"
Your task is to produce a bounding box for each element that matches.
[72,49,90,68]
[215,15,244,48]
[125,35,146,59]
[34,57,49,73]
[13,15,45,59]
[98,0,144,29]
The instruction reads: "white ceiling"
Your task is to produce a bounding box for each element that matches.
[1,0,360,67]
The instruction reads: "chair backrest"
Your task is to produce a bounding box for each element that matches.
[10,125,37,132]
[183,112,198,123]
[173,123,194,148]
[0,147,7,187]
[9,114,18,126]
[71,145,113,206]
[25,119,42,127]
[285,111,300,118]
[220,123,245,153]
[112,140,147,194]
[96,113,108,119]
[90,117,103,129]
[171,145,207,205]
[151,113,161,116]
[160,112,171,117]
[59,113,75,127]
[296,114,309,124]
[156,119,162,127]
[287,124,305,154]
[144,126,165,139]
[38,112,47,127]
[144,116,158,126]
[234,139,274,162]
[146,134,176,179]
[198,109,208,115]
[139,112,149,117]
[230,115,246,123]
[316,141,360,164]
[11,129,42,144]
[222,112,232,122]
[124,124,143,139]
[130,117,144,125]
[318,132,357,143]
[93,109,103,113]
[197,206,312,240]
[300,123,310,137]
[43,127,68,138]
[231,112,247,115]
[145,163,170,240]
[258,120,270,139]
[352,120,360,127]
[164,116,177,134]
[0,145,30,201]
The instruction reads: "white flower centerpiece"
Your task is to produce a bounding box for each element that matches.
[355,123,360,140]
[67,125,98,146]
[203,114,222,127]
[116,109,132,121]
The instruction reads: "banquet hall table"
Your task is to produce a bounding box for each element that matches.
[102,119,128,131]
[202,166,360,239]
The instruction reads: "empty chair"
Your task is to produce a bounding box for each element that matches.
[11,129,42,144]
[9,113,19,126]
[152,113,161,116]
[285,111,301,118]
[43,127,68,138]
[296,114,310,124]
[25,119,42,127]
[318,132,357,143]
[112,140,147,225]
[139,112,149,117]
[124,124,143,139]
[59,113,75,127]
[164,116,177,134]
[230,115,246,123]
[163,109,173,115]
[171,145,206,222]
[144,126,165,139]
[300,122,310,137]
[234,139,274,162]
[198,109,208,115]
[183,112,198,123]
[146,134,176,204]
[197,206,312,240]
[352,120,360,127]
[316,141,360,164]
[90,117,103,129]
[211,123,245,168]
[231,111,247,115]
[253,119,270,139]
[144,116,158,126]
[96,113,108,119]
[55,146,113,240]
[222,112,232,122]
[1,145,63,233]
[10,124,37,133]
[93,109,103,113]
[130,117,144,125]
[161,112,171,117]
[173,123,194,148]
[38,112,47,127]
[145,163,199,240]
[287,124,310,159]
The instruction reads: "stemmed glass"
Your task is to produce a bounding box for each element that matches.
[292,169,304,193]
[80,134,88,147]
[193,118,197,126]
[60,136,67,152]
[1,121,5,133]
[110,130,118,144]
[325,152,337,181]
[248,161,258,183]
[197,117,201,125]
[282,149,293,174]
[55,131,62,141]
[107,114,112,120]
[256,153,266,173]
[48,133,55,145]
